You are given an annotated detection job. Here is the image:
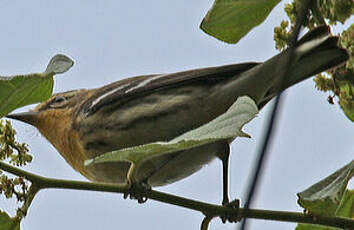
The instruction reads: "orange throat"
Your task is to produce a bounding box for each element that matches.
[36,109,92,179]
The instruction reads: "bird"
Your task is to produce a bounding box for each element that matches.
[6,26,348,205]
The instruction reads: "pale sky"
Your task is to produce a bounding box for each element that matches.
[1,1,353,230]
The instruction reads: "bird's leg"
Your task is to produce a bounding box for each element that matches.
[217,143,231,206]
[124,163,151,203]
[222,152,230,206]
[217,143,240,223]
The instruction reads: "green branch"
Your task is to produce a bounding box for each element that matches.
[0,161,353,229]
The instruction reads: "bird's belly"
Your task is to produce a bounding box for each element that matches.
[144,141,226,186]
[85,141,226,186]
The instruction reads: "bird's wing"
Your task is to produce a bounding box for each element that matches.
[81,62,259,117]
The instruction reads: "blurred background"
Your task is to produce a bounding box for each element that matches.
[0,0,353,229]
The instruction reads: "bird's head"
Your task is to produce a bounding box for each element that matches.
[6,89,92,171]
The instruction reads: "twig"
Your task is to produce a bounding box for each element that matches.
[16,184,39,219]
[201,216,213,230]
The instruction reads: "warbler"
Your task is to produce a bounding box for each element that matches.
[7,26,348,205]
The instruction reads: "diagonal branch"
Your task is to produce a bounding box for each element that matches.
[240,0,314,229]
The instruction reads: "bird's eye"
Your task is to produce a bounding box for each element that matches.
[49,96,68,108]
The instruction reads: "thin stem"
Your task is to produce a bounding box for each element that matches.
[16,184,39,219]
[240,88,284,228]
[239,209,354,229]
[0,160,44,182]
[240,0,313,229]
[0,161,353,229]
[201,216,213,230]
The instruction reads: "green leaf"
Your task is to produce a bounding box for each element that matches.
[0,210,20,230]
[86,96,258,182]
[296,162,354,230]
[0,54,74,118]
[44,54,74,75]
[200,0,281,44]
[296,189,354,230]
[296,222,336,230]
[296,222,336,229]
[297,160,354,216]
[336,189,354,219]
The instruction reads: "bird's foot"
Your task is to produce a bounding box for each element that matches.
[123,179,151,204]
[220,199,240,223]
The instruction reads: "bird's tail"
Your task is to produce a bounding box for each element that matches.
[258,26,349,107]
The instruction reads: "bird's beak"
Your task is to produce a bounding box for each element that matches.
[6,111,39,126]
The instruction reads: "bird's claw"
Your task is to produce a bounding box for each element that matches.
[123,180,151,204]
[220,199,240,223]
